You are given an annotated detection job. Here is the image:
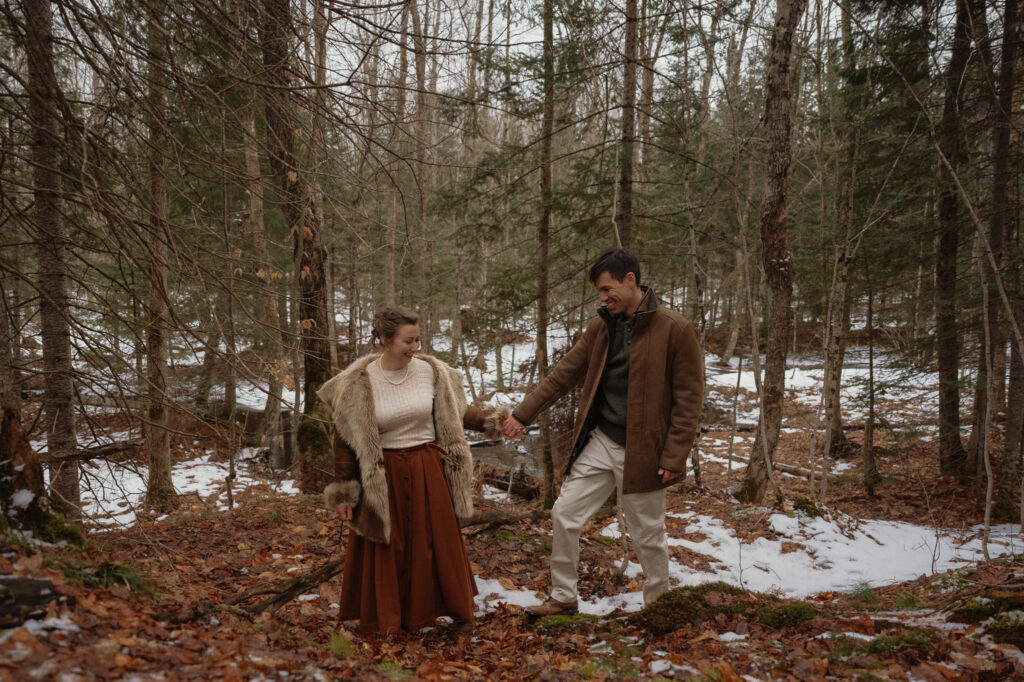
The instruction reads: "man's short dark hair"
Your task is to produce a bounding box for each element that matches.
[589,248,641,286]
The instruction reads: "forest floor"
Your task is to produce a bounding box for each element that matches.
[5,350,1024,680]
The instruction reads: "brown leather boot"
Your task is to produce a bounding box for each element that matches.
[525,598,579,617]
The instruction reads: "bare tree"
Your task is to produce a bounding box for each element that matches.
[259,0,332,492]
[935,0,975,477]
[143,0,174,513]
[22,0,79,516]
[735,0,808,504]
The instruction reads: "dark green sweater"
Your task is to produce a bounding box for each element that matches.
[596,314,634,446]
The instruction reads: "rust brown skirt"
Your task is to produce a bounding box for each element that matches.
[339,442,477,634]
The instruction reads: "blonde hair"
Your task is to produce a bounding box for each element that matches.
[371,306,420,346]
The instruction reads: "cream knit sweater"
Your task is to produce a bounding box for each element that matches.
[367,357,436,449]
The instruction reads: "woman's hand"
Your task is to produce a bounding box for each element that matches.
[337,505,353,521]
[503,414,525,438]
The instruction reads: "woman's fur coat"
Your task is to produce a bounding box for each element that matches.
[318,354,505,543]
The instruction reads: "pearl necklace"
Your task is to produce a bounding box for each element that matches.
[376,356,411,385]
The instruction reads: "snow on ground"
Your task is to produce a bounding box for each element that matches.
[77,447,299,529]
[473,503,1022,616]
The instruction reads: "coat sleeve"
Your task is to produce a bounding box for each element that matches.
[659,318,705,473]
[513,322,598,424]
[463,405,511,438]
[324,433,362,509]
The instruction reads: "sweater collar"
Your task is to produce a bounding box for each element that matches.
[599,285,657,324]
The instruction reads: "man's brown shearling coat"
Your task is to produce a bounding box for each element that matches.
[514,288,704,494]
[318,354,505,544]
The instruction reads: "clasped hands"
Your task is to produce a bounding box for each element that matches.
[501,415,682,483]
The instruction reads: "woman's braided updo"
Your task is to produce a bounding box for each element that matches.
[371,306,420,346]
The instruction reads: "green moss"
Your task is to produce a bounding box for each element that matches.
[263,507,283,526]
[757,601,819,628]
[848,582,879,605]
[41,515,84,546]
[594,535,617,546]
[573,656,640,679]
[297,416,331,454]
[927,567,976,592]
[376,660,413,679]
[329,631,354,657]
[733,477,762,504]
[629,582,747,636]
[534,612,602,629]
[892,592,922,610]
[826,633,868,661]
[987,611,1024,648]
[950,597,1001,623]
[46,557,154,596]
[791,495,826,519]
[865,629,941,656]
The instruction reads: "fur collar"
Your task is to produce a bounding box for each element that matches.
[317,353,475,543]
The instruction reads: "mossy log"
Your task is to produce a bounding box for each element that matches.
[0,577,58,628]
[984,578,1024,607]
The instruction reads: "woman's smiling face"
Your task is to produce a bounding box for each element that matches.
[382,323,421,366]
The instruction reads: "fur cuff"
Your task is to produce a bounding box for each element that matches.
[483,407,511,440]
[324,480,361,509]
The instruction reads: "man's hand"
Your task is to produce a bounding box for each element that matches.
[337,505,353,522]
[503,414,525,438]
[658,467,683,484]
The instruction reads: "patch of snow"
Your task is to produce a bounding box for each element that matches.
[0,615,78,644]
[11,489,35,509]
[481,484,513,504]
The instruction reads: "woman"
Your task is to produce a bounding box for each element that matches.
[319,306,507,635]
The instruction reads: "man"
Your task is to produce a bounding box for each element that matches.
[503,248,703,616]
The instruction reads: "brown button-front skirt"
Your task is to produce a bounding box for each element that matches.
[339,442,477,634]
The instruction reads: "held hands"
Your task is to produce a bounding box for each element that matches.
[502,414,525,439]
[337,505,353,522]
[658,467,683,484]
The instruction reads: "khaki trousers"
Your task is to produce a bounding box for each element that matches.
[549,427,669,605]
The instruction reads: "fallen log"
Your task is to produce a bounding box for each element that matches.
[174,557,346,623]
[460,509,547,535]
[0,577,58,628]
[40,438,144,464]
[725,454,837,481]
[481,469,540,500]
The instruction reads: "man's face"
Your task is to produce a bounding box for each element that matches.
[594,271,639,316]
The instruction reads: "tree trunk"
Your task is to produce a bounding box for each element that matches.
[862,264,880,495]
[935,0,973,476]
[243,109,284,466]
[143,0,174,513]
[24,0,79,517]
[615,0,638,249]
[992,0,1021,513]
[537,0,556,509]
[0,279,19,414]
[736,0,808,504]
[259,0,332,493]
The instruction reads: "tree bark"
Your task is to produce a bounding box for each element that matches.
[615,0,638,249]
[24,0,79,516]
[736,0,808,504]
[259,0,332,492]
[935,0,974,476]
[991,0,1021,513]
[143,0,174,513]
[537,0,556,509]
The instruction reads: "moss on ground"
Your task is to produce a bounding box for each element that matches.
[791,495,826,518]
[950,596,1002,623]
[41,514,84,546]
[986,611,1024,648]
[629,582,817,636]
[533,612,602,629]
